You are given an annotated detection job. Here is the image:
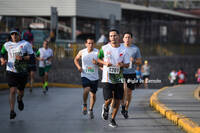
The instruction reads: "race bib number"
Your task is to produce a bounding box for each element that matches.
[85,66,95,73]
[12,49,22,58]
[108,67,120,74]
[45,60,51,66]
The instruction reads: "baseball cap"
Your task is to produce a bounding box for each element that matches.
[10,29,19,35]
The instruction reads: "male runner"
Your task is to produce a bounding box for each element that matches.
[36,40,53,94]
[74,37,99,119]
[98,29,129,128]
[23,27,36,92]
[0,29,34,119]
[121,32,142,119]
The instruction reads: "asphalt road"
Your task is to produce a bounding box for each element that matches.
[0,88,183,133]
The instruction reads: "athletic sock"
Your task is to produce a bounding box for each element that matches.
[122,105,125,111]
[44,81,48,87]
[43,81,48,88]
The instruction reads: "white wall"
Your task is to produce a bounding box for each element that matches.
[0,0,76,16]
[0,0,121,20]
[77,0,121,20]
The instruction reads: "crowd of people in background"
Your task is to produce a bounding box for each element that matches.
[168,67,200,85]
[168,68,187,85]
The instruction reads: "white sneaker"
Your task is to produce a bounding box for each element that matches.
[109,119,118,128]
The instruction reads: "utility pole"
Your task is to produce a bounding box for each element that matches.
[174,0,177,8]
[185,0,190,9]
[50,7,58,43]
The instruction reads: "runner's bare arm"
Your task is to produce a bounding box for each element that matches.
[15,55,31,61]
[0,45,7,65]
[35,50,44,61]
[74,50,83,72]
[47,56,53,62]
[117,62,129,68]
[92,58,103,67]
[135,58,142,65]
[97,58,112,67]
[0,57,7,66]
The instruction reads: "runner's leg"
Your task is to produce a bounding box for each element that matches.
[83,87,90,105]
[9,87,16,112]
[125,88,132,111]
[111,99,120,119]
[121,82,127,113]
[89,91,96,110]
[30,71,35,90]
[82,87,90,115]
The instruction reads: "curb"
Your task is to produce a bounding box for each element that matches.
[194,85,200,101]
[0,83,82,90]
[150,85,200,133]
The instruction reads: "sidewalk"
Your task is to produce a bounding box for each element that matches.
[150,84,200,133]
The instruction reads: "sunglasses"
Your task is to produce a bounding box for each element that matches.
[11,32,18,35]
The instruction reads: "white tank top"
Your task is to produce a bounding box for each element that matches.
[81,48,99,81]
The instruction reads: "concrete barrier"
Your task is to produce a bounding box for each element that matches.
[150,85,200,133]
[194,85,200,101]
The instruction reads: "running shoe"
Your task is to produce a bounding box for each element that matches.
[82,105,87,115]
[46,86,48,91]
[101,104,109,120]
[123,110,129,119]
[17,96,24,111]
[88,110,94,119]
[109,119,118,128]
[10,111,16,119]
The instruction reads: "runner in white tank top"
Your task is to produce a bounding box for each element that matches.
[74,38,100,119]
[81,48,99,81]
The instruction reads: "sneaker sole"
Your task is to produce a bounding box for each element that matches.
[10,113,16,119]
[101,104,108,120]
[109,123,118,128]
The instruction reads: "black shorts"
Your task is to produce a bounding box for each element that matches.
[6,71,28,90]
[28,65,37,72]
[28,56,37,72]
[123,74,136,90]
[103,83,124,100]
[81,77,98,94]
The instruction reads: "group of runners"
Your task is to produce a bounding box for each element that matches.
[0,28,142,128]
[0,29,53,119]
[74,29,142,128]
